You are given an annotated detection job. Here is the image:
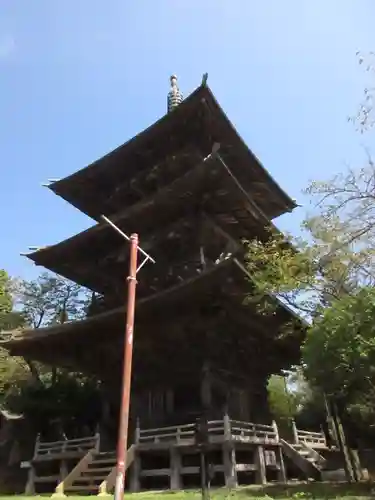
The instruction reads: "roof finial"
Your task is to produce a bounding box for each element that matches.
[167,74,183,113]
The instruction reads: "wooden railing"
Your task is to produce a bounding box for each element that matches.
[34,433,100,459]
[230,419,278,443]
[138,417,279,446]
[297,429,326,448]
[24,433,100,494]
[292,421,326,448]
[139,423,196,444]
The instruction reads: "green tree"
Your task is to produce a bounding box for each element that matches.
[0,270,29,404]
[303,288,375,403]
[245,52,375,431]
[0,271,100,437]
[18,272,90,328]
[0,270,24,331]
[267,375,298,435]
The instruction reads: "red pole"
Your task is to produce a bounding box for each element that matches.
[114,233,138,500]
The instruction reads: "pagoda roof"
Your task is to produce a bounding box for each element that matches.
[47,82,296,221]
[3,258,305,384]
[25,153,281,296]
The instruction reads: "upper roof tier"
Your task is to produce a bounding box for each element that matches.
[47,82,296,221]
[25,149,288,296]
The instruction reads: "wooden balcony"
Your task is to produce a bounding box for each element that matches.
[137,417,279,450]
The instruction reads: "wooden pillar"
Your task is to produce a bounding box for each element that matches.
[25,433,40,495]
[25,465,36,495]
[276,447,287,483]
[272,420,286,483]
[166,390,174,415]
[349,449,363,481]
[222,445,237,488]
[222,412,237,487]
[291,419,299,445]
[272,420,279,442]
[201,361,212,412]
[130,419,141,492]
[59,460,68,482]
[223,412,231,441]
[255,445,266,485]
[59,439,68,483]
[170,447,182,490]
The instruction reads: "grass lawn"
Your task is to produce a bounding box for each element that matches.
[0,483,374,500]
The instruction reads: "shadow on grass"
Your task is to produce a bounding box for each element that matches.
[236,481,374,498]
[132,482,374,500]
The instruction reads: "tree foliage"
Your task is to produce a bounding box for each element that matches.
[303,287,375,402]
[17,272,90,328]
[0,270,24,331]
[0,270,29,405]
[245,53,375,428]
[267,375,298,421]
[5,369,102,438]
[352,51,375,132]
[245,53,375,317]
[0,270,100,437]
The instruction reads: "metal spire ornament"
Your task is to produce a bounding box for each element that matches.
[167,75,183,112]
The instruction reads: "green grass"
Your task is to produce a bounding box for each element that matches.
[0,483,374,500]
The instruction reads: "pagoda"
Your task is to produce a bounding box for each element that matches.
[4,76,314,492]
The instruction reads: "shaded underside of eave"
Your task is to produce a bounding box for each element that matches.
[4,259,236,347]
[3,262,305,383]
[24,159,280,295]
[48,84,296,220]
[48,85,205,217]
[4,258,305,354]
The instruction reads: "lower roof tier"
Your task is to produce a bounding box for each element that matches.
[4,258,306,385]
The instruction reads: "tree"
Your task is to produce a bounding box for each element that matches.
[0,270,24,331]
[244,52,375,431]
[17,272,90,329]
[303,288,375,403]
[245,53,375,318]
[267,375,298,436]
[5,370,102,439]
[352,51,375,132]
[0,270,29,404]
[0,270,12,321]
[0,271,101,437]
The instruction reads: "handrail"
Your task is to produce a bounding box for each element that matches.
[38,435,98,447]
[230,419,273,430]
[138,418,278,445]
[295,426,326,447]
[34,433,99,458]
[140,423,195,434]
[298,430,324,437]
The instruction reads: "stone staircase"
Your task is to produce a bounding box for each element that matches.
[53,447,134,496]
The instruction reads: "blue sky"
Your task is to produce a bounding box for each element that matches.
[1,0,374,280]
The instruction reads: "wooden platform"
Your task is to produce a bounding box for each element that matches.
[22,420,338,496]
[125,416,286,491]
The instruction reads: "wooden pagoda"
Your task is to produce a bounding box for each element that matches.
[2,76,329,494]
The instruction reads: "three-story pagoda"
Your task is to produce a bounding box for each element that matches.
[5,75,302,439]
